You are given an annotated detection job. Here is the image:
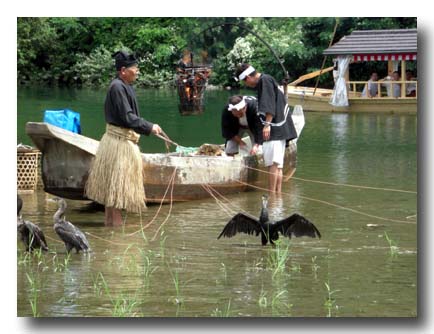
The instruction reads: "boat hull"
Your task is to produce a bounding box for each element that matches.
[26,122,297,203]
[287,86,417,113]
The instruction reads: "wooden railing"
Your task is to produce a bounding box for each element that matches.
[347,80,417,99]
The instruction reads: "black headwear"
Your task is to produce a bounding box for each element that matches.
[112,51,138,71]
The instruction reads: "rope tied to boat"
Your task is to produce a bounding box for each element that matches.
[242,165,417,194]
[233,179,416,225]
[154,131,198,155]
[128,167,178,237]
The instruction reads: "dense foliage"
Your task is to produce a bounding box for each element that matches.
[17,17,416,88]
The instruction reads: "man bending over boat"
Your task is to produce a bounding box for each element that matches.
[85,51,163,226]
[235,63,297,193]
[221,95,263,156]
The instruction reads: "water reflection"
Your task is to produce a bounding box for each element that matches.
[330,113,349,184]
[17,88,417,317]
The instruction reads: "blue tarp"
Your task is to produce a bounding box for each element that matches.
[43,109,81,134]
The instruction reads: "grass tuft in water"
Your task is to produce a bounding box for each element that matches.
[384,232,399,257]
[25,272,40,317]
[291,263,301,273]
[99,272,142,317]
[324,281,340,317]
[91,272,104,297]
[311,256,320,278]
[267,240,291,277]
[258,286,268,309]
[159,231,167,259]
[139,249,158,289]
[51,252,72,273]
[258,286,293,316]
[211,298,232,317]
[271,290,293,316]
[167,266,184,305]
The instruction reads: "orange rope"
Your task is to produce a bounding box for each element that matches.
[203,183,250,216]
[85,231,137,246]
[243,165,417,194]
[235,180,416,225]
[201,184,236,218]
[45,235,63,244]
[151,169,176,241]
[128,168,177,237]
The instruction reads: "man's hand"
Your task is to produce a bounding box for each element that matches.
[250,144,259,155]
[263,124,271,141]
[151,124,162,135]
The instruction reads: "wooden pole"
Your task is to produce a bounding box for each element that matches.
[313,19,339,96]
[387,60,394,75]
[401,60,406,98]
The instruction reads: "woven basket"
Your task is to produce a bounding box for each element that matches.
[17,147,40,192]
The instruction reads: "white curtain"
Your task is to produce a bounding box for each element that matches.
[330,56,351,107]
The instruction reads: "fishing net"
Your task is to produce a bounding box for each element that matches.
[175,145,198,155]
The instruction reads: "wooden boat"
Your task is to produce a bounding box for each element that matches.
[287,85,417,113]
[25,116,303,203]
[287,29,417,114]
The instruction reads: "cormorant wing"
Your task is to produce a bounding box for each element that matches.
[31,223,48,249]
[74,230,90,250]
[23,221,48,250]
[54,223,89,250]
[64,221,90,249]
[218,213,263,239]
[274,213,321,239]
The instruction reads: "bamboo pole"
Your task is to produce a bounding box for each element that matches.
[313,19,339,96]
[401,60,406,98]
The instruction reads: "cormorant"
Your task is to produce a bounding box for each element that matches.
[17,194,22,216]
[17,194,48,252]
[218,194,321,245]
[50,197,91,253]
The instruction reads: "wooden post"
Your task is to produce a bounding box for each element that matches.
[401,60,406,98]
[388,60,394,76]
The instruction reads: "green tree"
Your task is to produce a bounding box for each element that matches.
[17,17,417,88]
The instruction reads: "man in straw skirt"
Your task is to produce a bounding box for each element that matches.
[85,51,163,226]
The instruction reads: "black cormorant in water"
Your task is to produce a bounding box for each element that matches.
[17,194,22,216]
[50,197,91,253]
[218,194,321,245]
[17,194,48,252]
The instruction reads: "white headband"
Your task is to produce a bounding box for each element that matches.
[228,98,246,111]
[238,66,255,81]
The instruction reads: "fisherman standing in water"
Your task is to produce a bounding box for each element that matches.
[85,51,163,226]
[235,63,297,193]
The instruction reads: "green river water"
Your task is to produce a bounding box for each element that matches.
[17,86,417,317]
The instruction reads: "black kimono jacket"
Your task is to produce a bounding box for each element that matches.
[256,74,297,141]
[221,96,263,145]
[104,77,154,135]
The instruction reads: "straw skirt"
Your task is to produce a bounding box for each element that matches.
[85,124,146,213]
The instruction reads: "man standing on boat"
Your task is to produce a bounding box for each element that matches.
[85,51,163,226]
[221,95,263,156]
[235,63,297,193]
